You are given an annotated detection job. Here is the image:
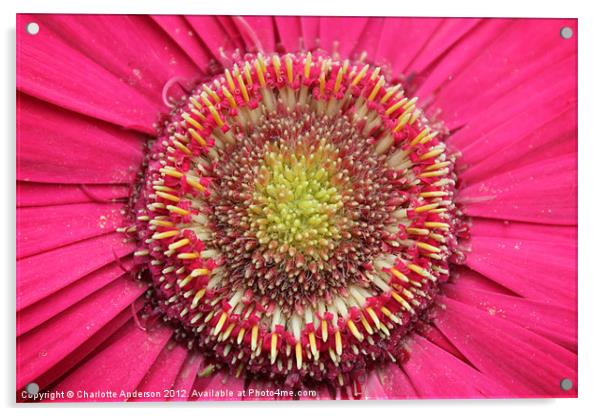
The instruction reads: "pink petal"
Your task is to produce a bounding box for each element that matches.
[458,155,577,225]
[17,93,146,184]
[465,225,576,308]
[407,18,481,74]
[151,15,214,72]
[17,202,124,258]
[372,363,417,399]
[375,18,442,74]
[450,71,576,184]
[17,182,129,207]
[415,19,514,98]
[300,16,321,50]
[234,16,277,53]
[31,305,135,392]
[17,233,135,310]
[402,335,513,398]
[471,218,577,244]
[427,19,576,130]
[49,321,172,401]
[17,257,133,336]
[17,15,166,133]
[169,352,204,401]
[444,275,577,352]
[131,341,189,402]
[318,17,370,57]
[186,16,244,63]
[17,276,146,389]
[275,16,303,51]
[434,297,577,397]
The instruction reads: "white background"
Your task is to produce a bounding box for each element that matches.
[2,0,601,415]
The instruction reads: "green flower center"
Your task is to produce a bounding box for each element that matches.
[249,138,352,259]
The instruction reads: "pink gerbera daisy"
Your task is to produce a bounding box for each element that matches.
[16,14,577,401]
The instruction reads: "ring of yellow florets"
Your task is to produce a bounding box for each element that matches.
[129,50,464,390]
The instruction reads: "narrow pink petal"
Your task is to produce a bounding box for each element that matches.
[17,257,133,336]
[17,93,146,184]
[347,17,386,60]
[417,324,469,364]
[407,18,482,74]
[131,341,189,402]
[465,230,576,308]
[415,19,514,98]
[371,363,417,399]
[449,64,575,172]
[300,16,321,50]
[375,18,442,74]
[458,155,577,225]
[234,16,277,53]
[169,352,204,401]
[50,321,172,401]
[275,16,303,52]
[17,233,135,310]
[444,277,577,351]
[17,276,146,389]
[34,15,199,97]
[434,297,577,397]
[186,16,244,62]
[450,266,518,296]
[17,202,124,258]
[402,335,513,398]
[151,15,214,72]
[471,218,576,244]
[318,17,369,57]
[17,182,129,207]
[17,15,164,133]
[31,305,135,392]
[428,19,576,130]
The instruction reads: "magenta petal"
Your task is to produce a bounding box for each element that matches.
[151,15,214,72]
[186,16,244,62]
[444,276,577,352]
[234,16,277,53]
[415,19,512,96]
[428,19,576,130]
[458,155,577,225]
[131,341,189,402]
[17,93,146,184]
[17,15,166,133]
[17,233,135,310]
[275,16,303,52]
[17,182,130,207]
[435,297,577,397]
[407,18,481,74]
[372,363,417,399]
[465,224,576,308]
[17,202,124,258]
[375,18,442,74]
[32,305,134,392]
[50,321,172,401]
[318,17,369,57]
[17,276,146,389]
[300,16,321,50]
[170,352,204,401]
[403,335,513,398]
[17,258,133,336]
[451,73,576,184]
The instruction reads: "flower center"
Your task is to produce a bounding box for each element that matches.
[129,50,463,389]
[250,139,345,254]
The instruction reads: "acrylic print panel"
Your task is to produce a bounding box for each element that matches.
[16,14,577,402]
